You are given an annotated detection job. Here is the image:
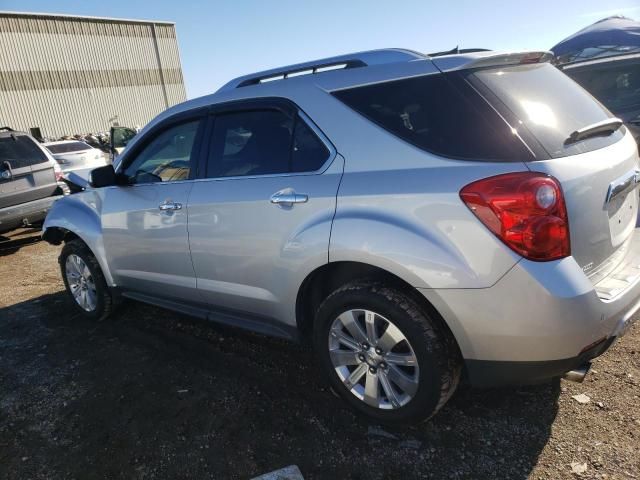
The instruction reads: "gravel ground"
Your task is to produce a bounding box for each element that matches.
[1,231,639,480]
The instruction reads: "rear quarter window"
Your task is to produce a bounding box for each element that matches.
[332,72,534,162]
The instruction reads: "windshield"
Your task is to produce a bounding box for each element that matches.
[46,142,91,154]
[472,63,624,158]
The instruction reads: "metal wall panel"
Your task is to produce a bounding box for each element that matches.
[0,12,187,137]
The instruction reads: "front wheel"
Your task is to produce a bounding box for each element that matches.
[313,281,461,425]
[59,239,113,321]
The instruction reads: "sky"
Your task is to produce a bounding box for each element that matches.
[2,0,639,99]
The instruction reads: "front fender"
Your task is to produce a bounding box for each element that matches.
[42,191,114,286]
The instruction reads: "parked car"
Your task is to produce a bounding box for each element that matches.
[43,140,108,173]
[559,52,640,143]
[43,49,640,424]
[0,127,64,234]
[551,16,640,144]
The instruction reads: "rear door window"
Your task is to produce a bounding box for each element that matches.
[332,73,534,161]
[291,119,330,173]
[206,109,330,178]
[471,63,624,158]
[0,135,49,168]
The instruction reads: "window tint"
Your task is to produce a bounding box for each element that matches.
[207,110,293,178]
[333,73,533,161]
[0,135,48,168]
[291,119,330,172]
[45,141,91,154]
[206,110,330,178]
[123,120,200,184]
[473,63,623,158]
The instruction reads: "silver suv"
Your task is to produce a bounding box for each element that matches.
[43,49,640,424]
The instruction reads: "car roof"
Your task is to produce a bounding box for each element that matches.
[121,48,550,161]
[169,48,550,112]
[0,128,29,139]
[560,51,640,69]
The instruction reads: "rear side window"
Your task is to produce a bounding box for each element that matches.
[332,73,533,161]
[472,63,624,158]
[0,135,48,168]
[206,109,330,178]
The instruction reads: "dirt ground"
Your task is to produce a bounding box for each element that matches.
[1,230,639,480]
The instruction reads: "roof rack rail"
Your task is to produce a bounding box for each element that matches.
[236,59,367,88]
[0,126,15,132]
[216,49,426,92]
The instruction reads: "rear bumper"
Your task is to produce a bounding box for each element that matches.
[0,195,63,234]
[465,337,616,387]
[419,227,640,386]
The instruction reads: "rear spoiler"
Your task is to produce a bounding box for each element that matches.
[431,51,553,72]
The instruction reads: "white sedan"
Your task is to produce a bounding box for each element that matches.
[43,140,108,173]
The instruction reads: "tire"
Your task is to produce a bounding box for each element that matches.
[59,238,113,321]
[313,281,461,425]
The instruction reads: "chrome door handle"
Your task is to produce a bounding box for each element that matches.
[270,191,309,205]
[158,201,182,211]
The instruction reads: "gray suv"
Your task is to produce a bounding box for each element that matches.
[1,128,63,234]
[43,49,640,424]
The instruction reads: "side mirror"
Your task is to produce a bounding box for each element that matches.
[110,126,137,160]
[89,164,117,188]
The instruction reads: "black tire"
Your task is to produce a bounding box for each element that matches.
[59,238,113,321]
[313,281,461,425]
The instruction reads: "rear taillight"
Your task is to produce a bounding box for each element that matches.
[460,172,570,261]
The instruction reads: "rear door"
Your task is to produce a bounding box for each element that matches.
[468,62,639,279]
[0,132,57,209]
[187,100,342,321]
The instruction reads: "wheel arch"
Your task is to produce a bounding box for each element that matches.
[42,196,113,285]
[295,261,463,358]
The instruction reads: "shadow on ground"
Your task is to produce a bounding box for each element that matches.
[0,292,559,479]
[0,229,42,257]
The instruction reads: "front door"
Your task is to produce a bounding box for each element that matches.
[101,116,204,301]
[188,104,343,323]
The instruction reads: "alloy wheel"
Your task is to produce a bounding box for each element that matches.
[65,254,97,312]
[328,309,419,409]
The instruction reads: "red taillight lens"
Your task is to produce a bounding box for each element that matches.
[460,172,570,261]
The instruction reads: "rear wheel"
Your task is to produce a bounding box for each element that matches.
[313,281,461,425]
[60,239,113,321]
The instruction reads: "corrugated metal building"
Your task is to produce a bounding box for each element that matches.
[0,11,187,138]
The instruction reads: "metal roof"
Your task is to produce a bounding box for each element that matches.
[0,10,175,25]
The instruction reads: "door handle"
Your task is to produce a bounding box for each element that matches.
[270,191,309,205]
[158,201,182,211]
